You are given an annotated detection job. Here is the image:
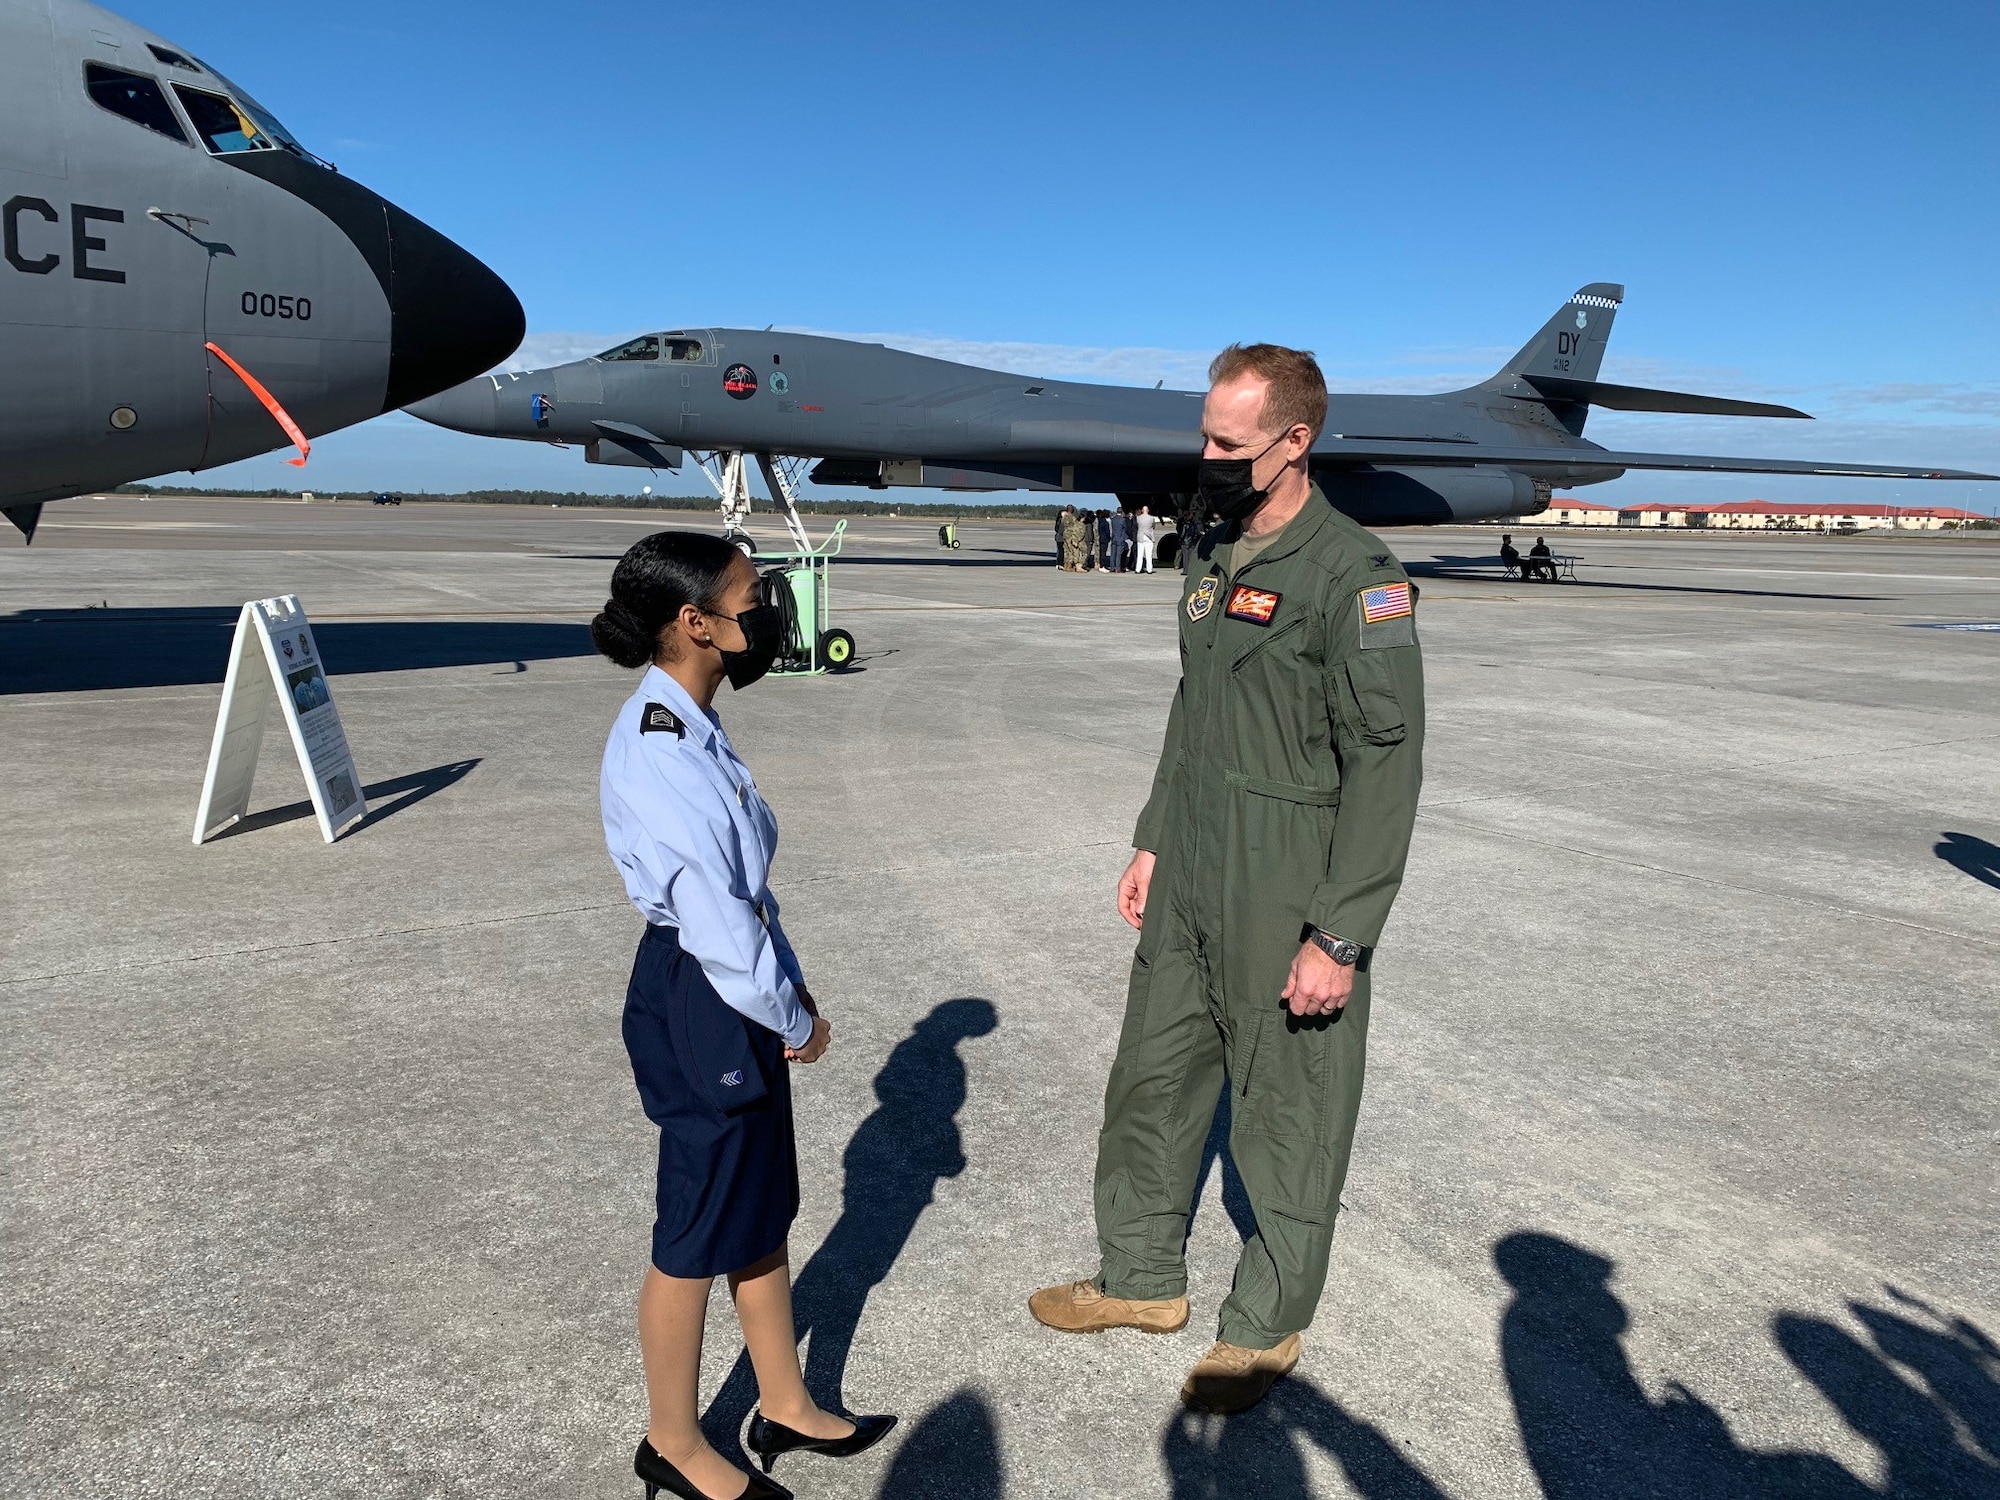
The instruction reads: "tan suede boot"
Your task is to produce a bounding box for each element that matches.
[1180,1332,1302,1414]
[1028,1278,1190,1334]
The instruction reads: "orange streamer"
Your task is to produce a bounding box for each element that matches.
[204,340,311,467]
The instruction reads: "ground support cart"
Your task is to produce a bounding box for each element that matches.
[751,520,854,675]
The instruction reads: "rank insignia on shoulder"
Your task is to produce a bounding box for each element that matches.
[1357,580,1417,649]
[1187,576,1220,622]
[1369,553,1394,570]
[1225,585,1282,625]
[641,702,686,737]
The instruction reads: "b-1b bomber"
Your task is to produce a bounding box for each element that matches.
[407,285,1994,535]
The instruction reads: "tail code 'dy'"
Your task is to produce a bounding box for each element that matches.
[1495,283,1625,384]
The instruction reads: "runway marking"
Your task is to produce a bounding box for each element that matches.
[43,521,240,530]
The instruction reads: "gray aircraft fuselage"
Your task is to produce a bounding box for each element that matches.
[1,0,524,540]
[410,286,1992,526]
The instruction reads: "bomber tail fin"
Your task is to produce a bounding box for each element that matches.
[1491,283,1625,385]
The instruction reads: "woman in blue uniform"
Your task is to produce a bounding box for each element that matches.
[595,532,894,1500]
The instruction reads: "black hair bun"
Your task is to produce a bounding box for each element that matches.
[590,598,653,669]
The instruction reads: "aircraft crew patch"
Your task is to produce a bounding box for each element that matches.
[641,702,686,737]
[1358,581,1417,650]
[1225,585,1282,625]
[1187,576,1220,622]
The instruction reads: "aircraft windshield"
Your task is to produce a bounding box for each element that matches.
[84,63,190,145]
[174,85,276,153]
[665,338,705,363]
[598,336,661,362]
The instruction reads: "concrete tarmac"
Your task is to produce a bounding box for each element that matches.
[5,497,1998,1499]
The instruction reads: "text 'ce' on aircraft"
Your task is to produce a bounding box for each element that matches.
[1,0,525,543]
[410,285,1993,532]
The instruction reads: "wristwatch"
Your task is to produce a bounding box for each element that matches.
[1308,929,1363,966]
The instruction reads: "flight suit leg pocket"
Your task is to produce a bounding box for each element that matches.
[1229,1009,1334,1224]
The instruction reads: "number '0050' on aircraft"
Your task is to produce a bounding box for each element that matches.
[408,289,1993,528]
[1,0,525,542]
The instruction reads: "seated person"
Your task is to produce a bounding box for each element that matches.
[1499,534,1522,576]
[1527,536,1556,582]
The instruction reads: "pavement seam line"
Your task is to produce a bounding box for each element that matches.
[1416,810,1999,951]
[0,900,633,986]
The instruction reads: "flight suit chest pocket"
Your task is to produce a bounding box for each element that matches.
[1230,613,1307,672]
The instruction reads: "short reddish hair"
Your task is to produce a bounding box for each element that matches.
[1208,343,1328,440]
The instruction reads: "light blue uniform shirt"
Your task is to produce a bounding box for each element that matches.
[600,666,813,1050]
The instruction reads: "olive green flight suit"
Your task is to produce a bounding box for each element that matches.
[1093,487,1425,1350]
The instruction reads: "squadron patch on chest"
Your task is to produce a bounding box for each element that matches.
[1187,576,1220,622]
[1225,585,1282,625]
[1357,581,1417,649]
[641,702,686,737]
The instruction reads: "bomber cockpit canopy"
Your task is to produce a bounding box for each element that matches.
[596,334,709,364]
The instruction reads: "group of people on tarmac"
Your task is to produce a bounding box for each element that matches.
[1056,502,1164,574]
[1499,533,1561,583]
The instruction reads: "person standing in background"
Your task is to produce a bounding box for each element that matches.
[1107,507,1130,573]
[1133,506,1158,573]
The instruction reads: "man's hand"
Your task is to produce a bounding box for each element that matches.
[786,1013,832,1063]
[1118,850,1157,931]
[1281,939,1354,1017]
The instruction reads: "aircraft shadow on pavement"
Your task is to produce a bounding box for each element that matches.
[0,607,596,693]
[207,758,481,841]
[1403,557,1887,603]
[701,997,1000,1465]
[1935,832,2000,891]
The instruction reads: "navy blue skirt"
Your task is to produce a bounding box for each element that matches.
[623,924,798,1278]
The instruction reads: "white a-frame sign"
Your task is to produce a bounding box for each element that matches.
[193,595,367,844]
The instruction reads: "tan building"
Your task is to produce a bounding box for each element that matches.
[1614,500,1989,531]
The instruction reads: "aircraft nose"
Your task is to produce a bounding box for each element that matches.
[377,201,525,414]
[404,376,499,432]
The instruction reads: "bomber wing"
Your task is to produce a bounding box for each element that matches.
[1308,439,1997,481]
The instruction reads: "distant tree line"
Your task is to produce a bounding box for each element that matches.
[113,483,1070,520]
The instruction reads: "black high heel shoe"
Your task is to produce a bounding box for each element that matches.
[633,1438,793,1500]
[745,1410,898,1474]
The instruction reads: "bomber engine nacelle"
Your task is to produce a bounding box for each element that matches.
[1319,465,1552,526]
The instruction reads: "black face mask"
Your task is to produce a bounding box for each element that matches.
[1195,430,1290,524]
[708,604,784,690]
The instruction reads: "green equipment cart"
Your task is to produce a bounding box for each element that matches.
[751,519,855,675]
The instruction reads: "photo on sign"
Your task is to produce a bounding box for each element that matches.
[323,769,359,818]
[285,662,330,714]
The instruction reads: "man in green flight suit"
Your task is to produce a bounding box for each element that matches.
[1030,343,1425,1415]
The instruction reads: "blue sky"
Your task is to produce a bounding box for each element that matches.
[146,0,1999,513]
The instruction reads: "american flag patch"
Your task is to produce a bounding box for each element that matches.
[1360,581,1413,622]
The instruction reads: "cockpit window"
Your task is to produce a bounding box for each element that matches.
[174,85,275,153]
[665,338,705,363]
[146,44,201,72]
[598,335,661,362]
[84,63,190,144]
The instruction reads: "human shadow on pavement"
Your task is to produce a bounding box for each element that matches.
[1163,1377,1451,1499]
[1775,1285,2000,1499]
[0,607,594,692]
[1935,832,2000,891]
[207,758,481,840]
[872,1387,1004,1499]
[703,998,999,1460]
[1497,1230,2000,1498]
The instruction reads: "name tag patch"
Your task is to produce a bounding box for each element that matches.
[1358,581,1417,649]
[1187,576,1220,622]
[1225,585,1282,625]
[642,702,686,737]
